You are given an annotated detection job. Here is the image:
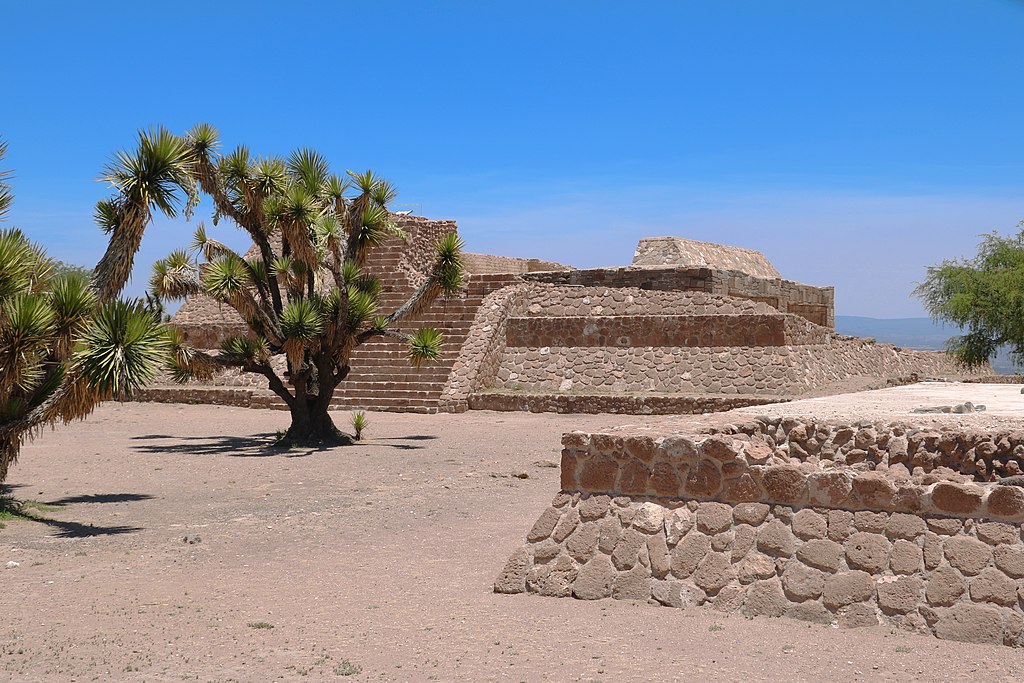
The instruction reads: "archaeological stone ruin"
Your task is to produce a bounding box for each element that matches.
[144,214,981,414]
[496,417,1024,647]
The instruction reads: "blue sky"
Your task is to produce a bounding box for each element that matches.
[4,0,1024,317]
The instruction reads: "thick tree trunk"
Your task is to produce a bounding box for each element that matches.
[281,398,351,447]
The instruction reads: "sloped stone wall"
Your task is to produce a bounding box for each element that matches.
[632,236,782,279]
[496,421,1024,645]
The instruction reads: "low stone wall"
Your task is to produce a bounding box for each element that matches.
[493,340,979,396]
[512,287,785,317]
[497,419,1024,645]
[468,393,782,415]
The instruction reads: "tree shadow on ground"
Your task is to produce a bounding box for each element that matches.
[131,433,438,456]
[47,493,155,506]
[1,494,141,537]
[130,433,295,458]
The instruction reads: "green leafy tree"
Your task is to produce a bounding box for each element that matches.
[100,125,463,446]
[915,225,1024,368]
[0,142,169,484]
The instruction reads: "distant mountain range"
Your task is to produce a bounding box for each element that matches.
[834,316,1019,375]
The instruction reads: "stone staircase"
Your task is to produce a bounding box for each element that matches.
[262,235,521,413]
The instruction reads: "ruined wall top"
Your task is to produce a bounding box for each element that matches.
[632,237,782,280]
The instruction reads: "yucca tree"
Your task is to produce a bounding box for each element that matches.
[0,142,169,484]
[104,124,463,446]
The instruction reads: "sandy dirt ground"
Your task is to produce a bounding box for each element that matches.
[3,385,1024,682]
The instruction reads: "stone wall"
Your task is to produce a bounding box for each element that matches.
[492,340,978,397]
[632,236,781,280]
[496,419,1024,646]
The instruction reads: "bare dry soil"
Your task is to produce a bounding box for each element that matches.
[3,396,1024,682]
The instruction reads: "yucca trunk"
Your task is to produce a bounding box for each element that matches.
[277,368,348,447]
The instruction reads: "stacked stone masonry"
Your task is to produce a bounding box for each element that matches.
[632,236,782,280]
[497,418,1024,646]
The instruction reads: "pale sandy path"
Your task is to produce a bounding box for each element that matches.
[1,392,1023,682]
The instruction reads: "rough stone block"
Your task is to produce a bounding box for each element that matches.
[889,539,923,575]
[797,538,843,573]
[737,552,777,584]
[756,520,795,558]
[742,578,788,618]
[611,528,647,570]
[578,494,611,521]
[612,563,652,601]
[931,482,983,516]
[944,536,992,575]
[792,509,827,540]
[853,511,888,533]
[823,571,874,609]
[732,524,756,562]
[845,532,892,573]
[885,513,928,541]
[876,575,923,614]
[733,502,770,526]
[933,603,1004,644]
[551,507,580,543]
[976,522,1019,546]
[650,463,682,497]
[494,546,530,594]
[782,562,825,601]
[632,502,665,533]
[762,466,808,505]
[598,516,622,554]
[685,459,723,497]
[572,554,615,600]
[697,502,734,534]
[926,565,967,607]
[693,552,736,593]
[988,485,1024,519]
[579,455,618,491]
[827,509,854,541]
[670,532,711,578]
[566,521,600,563]
[926,518,963,536]
[527,507,562,542]
[786,601,834,624]
[852,472,896,508]
[721,473,763,503]
[650,579,705,608]
[838,603,879,629]
[664,507,694,545]
[969,567,1017,606]
[993,544,1024,578]
[647,532,671,579]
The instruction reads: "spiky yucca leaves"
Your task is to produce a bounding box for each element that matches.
[0,141,12,221]
[0,227,168,483]
[73,301,169,399]
[94,128,197,302]
[407,327,443,368]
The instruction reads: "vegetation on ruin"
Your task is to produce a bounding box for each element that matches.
[0,141,169,484]
[916,225,1024,368]
[96,125,463,446]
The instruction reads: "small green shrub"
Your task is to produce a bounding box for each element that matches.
[351,411,368,440]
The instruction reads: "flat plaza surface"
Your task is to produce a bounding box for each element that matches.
[3,385,1024,681]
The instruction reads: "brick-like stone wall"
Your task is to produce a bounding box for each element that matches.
[505,314,796,348]
[462,252,569,274]
[497,419,1024,646]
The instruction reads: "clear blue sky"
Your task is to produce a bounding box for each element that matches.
[5,0,1024,317]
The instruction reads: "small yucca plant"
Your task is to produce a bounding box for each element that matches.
[351,411,368,441]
